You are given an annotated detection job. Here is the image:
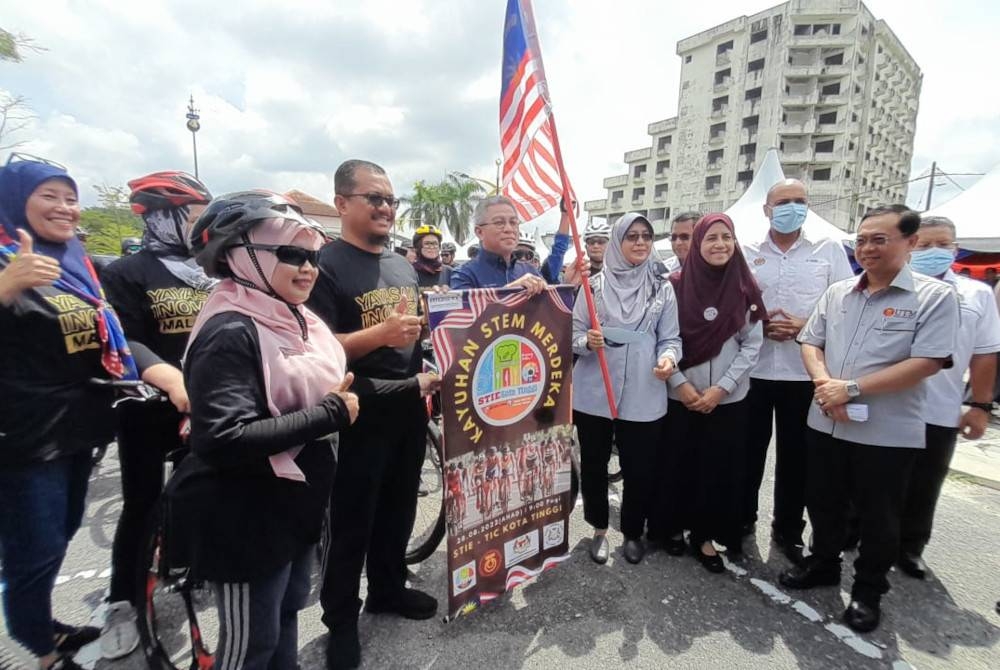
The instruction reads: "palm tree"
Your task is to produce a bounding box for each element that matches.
[399,175,485,245]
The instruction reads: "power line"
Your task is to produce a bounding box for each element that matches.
[809,170,985,208]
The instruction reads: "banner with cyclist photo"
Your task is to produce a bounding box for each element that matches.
[426,285,576,620]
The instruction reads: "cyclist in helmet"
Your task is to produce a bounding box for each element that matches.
[120,237,143,256]
[98,171,213,658]
[583,219,612,276]
[411,224,451,288]
[167,190,358,670]
[440,241,457,268]
[514,228,541,270]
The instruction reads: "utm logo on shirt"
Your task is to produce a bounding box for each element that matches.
[883,308,915,318]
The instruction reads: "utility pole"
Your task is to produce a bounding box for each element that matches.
[925,161,936,211]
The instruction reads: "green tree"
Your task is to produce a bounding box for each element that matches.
[0,28,43,62]
[399,174,485,245]
[80,184,143,255]
[1,28,44,150]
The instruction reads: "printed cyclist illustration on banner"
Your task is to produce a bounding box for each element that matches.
[425,285,575,621]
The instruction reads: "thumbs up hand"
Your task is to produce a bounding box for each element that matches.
[329,372,359,424]
[379,293,422,348]
[0,229,62,305]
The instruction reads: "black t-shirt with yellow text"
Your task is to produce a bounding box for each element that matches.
[308,239,422,383]
[101,250,212,370]
[0,254,115,466]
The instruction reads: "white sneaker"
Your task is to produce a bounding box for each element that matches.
[99,601,139,660]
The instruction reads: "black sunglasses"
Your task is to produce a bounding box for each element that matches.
[6,152,67,170]
[513,249,536,262]
[242,244,319,268]
[341,192,401,209]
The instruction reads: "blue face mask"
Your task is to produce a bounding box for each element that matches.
[909,247,955,277]
[770,202,808,234]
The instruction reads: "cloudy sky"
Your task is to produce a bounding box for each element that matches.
[3,0,998,230]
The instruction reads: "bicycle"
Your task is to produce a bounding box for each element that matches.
[404,352,447,565]
[90,378,215,670]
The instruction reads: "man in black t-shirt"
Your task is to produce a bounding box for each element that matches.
[308,159,438,670]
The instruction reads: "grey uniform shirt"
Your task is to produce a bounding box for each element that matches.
[572,275,682,422]
[667,317,763,404]
[798,266,959,448]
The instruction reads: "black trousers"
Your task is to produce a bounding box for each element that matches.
[661,399,747,548]
[320,396,426,629]
[573,410,661,540]
[900,424,958,556]
[744,379,814,540]
[110,400,184,604]
[806,429,916,605]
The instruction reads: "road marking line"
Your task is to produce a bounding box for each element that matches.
[723,558,914,668]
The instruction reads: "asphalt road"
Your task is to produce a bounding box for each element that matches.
[4,436,999,670]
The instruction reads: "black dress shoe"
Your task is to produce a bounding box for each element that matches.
[843,599,880,633]
[365,588,437,620]
[664,534,687,557]
[778,560,840,589]
[623,538,645,564]
[590,534,610,564]
[772,535,806,566]
[327,622,361,670]
[694,547,725,574]
[897,553,927,580]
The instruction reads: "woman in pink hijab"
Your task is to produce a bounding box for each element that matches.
[166,191,358,670]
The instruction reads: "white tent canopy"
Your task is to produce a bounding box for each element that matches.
[654,148,848,254]
[925,162,1000,252]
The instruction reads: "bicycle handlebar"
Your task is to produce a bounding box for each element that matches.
[89,378,166,404]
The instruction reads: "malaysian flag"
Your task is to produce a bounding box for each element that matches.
[499,0,572,221]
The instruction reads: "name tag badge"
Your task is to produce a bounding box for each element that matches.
[845,403,869,422]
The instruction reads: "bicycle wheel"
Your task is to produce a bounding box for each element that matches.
[405,421,446,564]
[136,505,218,670]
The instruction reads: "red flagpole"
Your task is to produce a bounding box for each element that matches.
[545,119,618,419]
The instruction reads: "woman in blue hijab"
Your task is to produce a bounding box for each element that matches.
[0,155,136,669]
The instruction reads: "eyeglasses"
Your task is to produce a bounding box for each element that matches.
[242,243,319,268]
[670,233,691,242]
[513,249,536,262]
[6,152,67,170]
[585,238,608,246]
[421,241,440,249]
[624,232,654,243]
[341,193,401,209]
[914,241,956,250]
[479,217,520,229]
[854,235,903,248]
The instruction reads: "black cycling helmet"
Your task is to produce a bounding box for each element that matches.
[128,171,212,215]
[441,241,456,254]
[412,224,443,250]
[121,237,143,255]
[190,190,324,278]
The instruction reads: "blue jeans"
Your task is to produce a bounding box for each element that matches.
[0,450,92,655]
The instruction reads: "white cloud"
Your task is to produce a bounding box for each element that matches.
[1,0,997,224]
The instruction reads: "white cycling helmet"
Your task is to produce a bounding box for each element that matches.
[517,228,535,248]
[584,220,612,241]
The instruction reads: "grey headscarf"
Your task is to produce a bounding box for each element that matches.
[142,208,218,292]
[599,212,660,327]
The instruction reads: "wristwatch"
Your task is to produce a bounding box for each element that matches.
[966,401,993,413]
[845,380,861,398]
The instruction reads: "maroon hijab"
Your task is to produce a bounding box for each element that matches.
[669,213,766,370]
